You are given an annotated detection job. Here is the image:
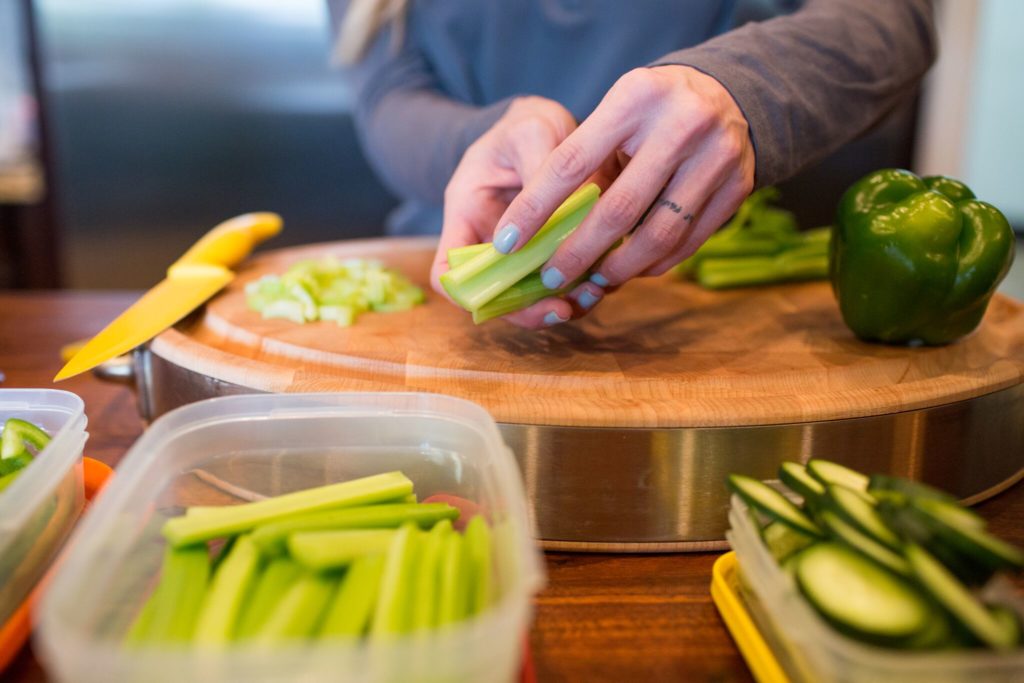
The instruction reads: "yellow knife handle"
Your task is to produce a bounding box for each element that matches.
[167,212,282,275]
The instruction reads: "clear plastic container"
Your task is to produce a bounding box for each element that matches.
[0,389,87,626]
[727,493,1024,683]
[36,393,545,683]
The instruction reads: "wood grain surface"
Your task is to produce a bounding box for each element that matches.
[152,238,1024,428]
[2,291,1024,682]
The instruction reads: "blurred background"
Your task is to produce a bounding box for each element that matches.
[0,0,1021,291]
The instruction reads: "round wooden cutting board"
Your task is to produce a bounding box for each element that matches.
[152,237,1024,429]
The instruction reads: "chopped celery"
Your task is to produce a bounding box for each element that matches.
[441,183,600,311]
[124,589,160,645]
[288,529,396,571]
[371,523,421,636]
[252,572,336,642]
[236,557,303,638]
[436,530,468,626]
[464,516,493,615]
[143,544,211,642]
[162,472,414,547]
[251,502,458,556]
[411,519,452,631]
[193,535,262,644]
[319,554,387,637]
[245,256,424,326]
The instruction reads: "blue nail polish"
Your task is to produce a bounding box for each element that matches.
[541,267,566,290]
[544,311,567,326]
[589,272,609,287]
[494,224,520,254]
[578,290,600,310]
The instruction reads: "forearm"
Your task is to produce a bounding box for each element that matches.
[654,0,936,186]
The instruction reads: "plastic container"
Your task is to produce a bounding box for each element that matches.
[727,493,1024,683]
[36,393,545,683]
[0,389,87,627]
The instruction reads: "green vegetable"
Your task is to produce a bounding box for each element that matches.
[236,557,304,638]
[252,572,336,642]
[1,417,50,459]
[162,471,414,547]
[437,529,468,626]
[410,519,452,631]
[727,474,822,538]
[441,183,600,312]
[824,484,899,550]
[471,272,584,324]
[777,462,825,503]
[762,520,815,563]
[142,544,211,642]
[287,529,396,571]
[371,523,421,636]
[819,510,911,576]
[464,515,493,615]
[245,256,424,327]
[806,459,870,494]
[319,554,387,637]
[250,502,458,556]
[193,535,262,644]
[831,169,1015,345]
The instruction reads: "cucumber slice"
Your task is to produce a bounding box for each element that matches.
[796,542,933,644]
[807,459,869,494]
[778,462,825,503]
[905,543,1018,650]
[912,498,1024,572]
[989,603,1023,647]
[728,475,822,538]
[825,484,900,550]
[904,609,954,650]
[2,418,51,459]
[868,474,963,507]
[820,510,911,576]
[762,520,816,563]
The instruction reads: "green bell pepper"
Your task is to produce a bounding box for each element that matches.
[831,169,1015,345]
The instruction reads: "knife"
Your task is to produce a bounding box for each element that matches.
[54,212,282,382]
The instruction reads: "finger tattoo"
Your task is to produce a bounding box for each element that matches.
[655,199,694,222]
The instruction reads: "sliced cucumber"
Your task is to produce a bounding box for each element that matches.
[728,474,822,538]
[820,510,910,576]
[989,603,1023,647]
[904,543,1018,650]
[807,459,870,494]
[1,418,50,459]
[763,520,815,562]
[869,474,963,508]
[778,462,825,503]
[904,610,954,650]
[826,484,900,550]
[795,542,933,644]
[912,498,1024,572]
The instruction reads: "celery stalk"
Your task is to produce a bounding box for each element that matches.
[697,244,829,290]
[250,502,457,556]
[472,273,584,324]
[162,472,414,547]
[193,535,262,644]
[440,184,600,311]
[411,519,452,631]
[252,572,336,642]
[371,523,421,636]
[319,554,387,637]
[143,544,211,642]
[464,516,493,615]
[287,529,397,571]
[436,531,468,626]
[446,243,491,269]
[236,557,303,638]
[124,589,159,645]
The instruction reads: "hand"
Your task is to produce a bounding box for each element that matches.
[490,65,756,317]
[433,96,620,329]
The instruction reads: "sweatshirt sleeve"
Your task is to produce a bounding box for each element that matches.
[652,0,936,187]
[332,5,512,204]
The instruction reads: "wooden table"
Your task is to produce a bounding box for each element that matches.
[2,291,1023,682]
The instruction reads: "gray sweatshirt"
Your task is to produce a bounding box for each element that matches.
[328,0,935,235]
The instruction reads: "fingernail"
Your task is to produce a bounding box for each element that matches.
[589,272,609,287]
[544,311,568,326]
[494,224,520,254]
[578,290,601,310]
[541,267,565,290]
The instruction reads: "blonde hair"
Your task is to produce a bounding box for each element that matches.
[334,0,410,65]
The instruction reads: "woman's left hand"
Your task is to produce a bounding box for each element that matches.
[489,65,756,315]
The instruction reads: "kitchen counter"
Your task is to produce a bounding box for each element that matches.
[2,290,1023,682]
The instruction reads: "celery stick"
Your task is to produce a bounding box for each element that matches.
[288,529,397,571]
[144,544,211,642]
[446,243,491,269]
[472,273,584,324]
[319,554,387,637]
[124,589,159,645]
[193,535,262,644]
[436,531,468,626]
[371,523,421,636]
[411,519,452,631]
[252,572,336,643]
[163,472,414,547]
[236,557,303,638]
[464,516,493,616]
[251,502,458,556]
[402,493,418,504]
[697,244,829,290]
[441,184,600,311]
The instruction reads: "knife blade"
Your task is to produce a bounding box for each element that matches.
[54,212,282,382]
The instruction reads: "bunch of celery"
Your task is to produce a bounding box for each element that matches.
[245,257,424,327]
[674,187,831,289]
[440,183,601,324]
[127,471,496,646]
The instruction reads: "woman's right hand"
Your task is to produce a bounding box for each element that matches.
[433,96,617,329]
